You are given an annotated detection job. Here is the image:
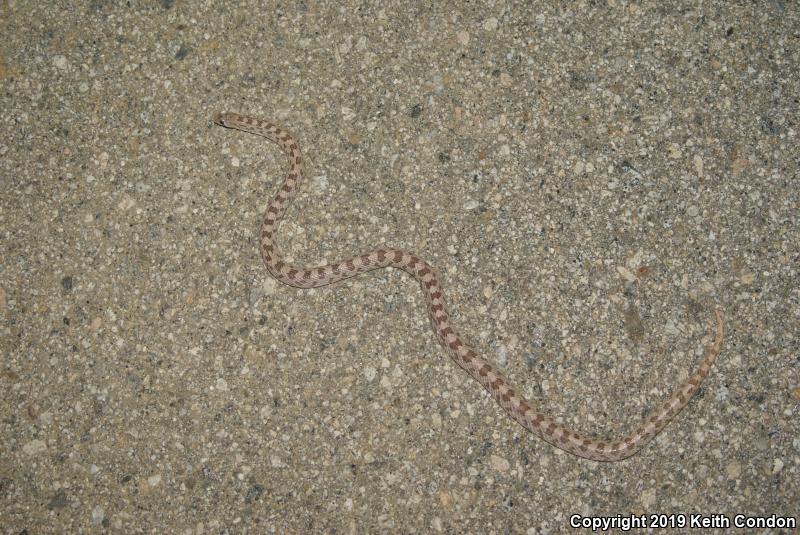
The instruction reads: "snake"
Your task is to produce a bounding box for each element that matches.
[211,111,725,461]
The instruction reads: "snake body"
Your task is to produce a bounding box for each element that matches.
[212,111,724,461]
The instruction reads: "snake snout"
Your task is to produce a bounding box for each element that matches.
[211,112,227,127]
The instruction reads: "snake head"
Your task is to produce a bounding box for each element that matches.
[211,112,233,127]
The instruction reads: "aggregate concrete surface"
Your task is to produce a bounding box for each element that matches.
[1,1,798,533]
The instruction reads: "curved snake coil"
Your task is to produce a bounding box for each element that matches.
[212,111,724,461]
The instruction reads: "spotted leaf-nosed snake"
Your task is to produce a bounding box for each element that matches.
[212,111,724,461]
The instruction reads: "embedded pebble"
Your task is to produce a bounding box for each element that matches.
[489,454,510,473]
[694,154,704,177]
[739,271,755,284]
[772,458,784,474]
[617,265,636,282]
[364,366,377,382]
[483,17,498,31]
[431,413,442,428]
[726,461,742,479]
[639,488,657,509]
[380,375,392,389]
[495,345,507,367]
[23,439,47,455]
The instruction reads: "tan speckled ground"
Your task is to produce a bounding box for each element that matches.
[1,2,798,533]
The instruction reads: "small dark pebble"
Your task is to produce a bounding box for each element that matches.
[245,484,264,503]
[48,490,68,510]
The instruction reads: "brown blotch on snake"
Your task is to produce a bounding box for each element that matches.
[212,111,725,462]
